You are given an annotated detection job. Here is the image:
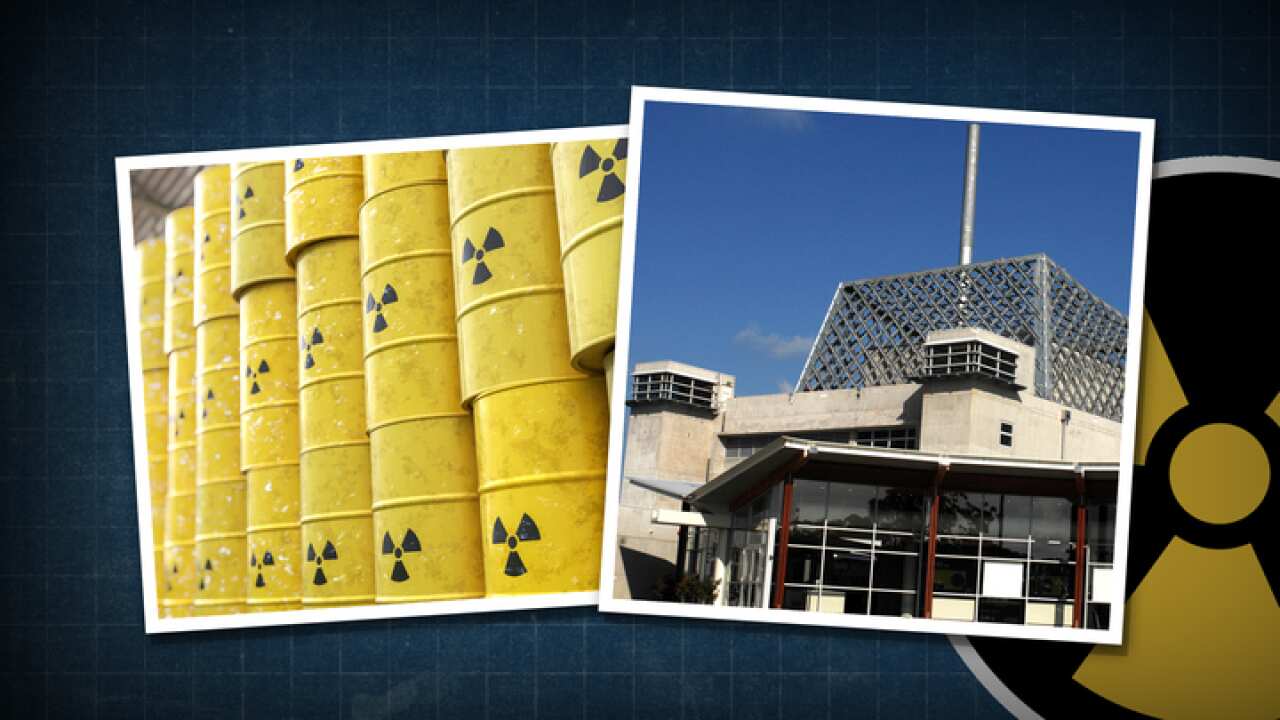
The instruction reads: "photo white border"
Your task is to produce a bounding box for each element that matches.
[597,86,1155,646]
[117,124,627,634]
[952,154,1280,718]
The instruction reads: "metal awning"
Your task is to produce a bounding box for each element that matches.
[685,437,1120,510]
[627,475,703,500]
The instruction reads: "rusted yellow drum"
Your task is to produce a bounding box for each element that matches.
[138,235,169,595]
[447,145,608,596]
[361,152,484,602]
[192,165,246,616]
[549,138,626,379]
[161,206,196,617]
[287,156,374,606]
[232,161,302,612]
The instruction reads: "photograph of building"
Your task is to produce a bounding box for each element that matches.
[607,91,1150,636]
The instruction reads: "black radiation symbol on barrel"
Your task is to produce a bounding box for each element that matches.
[249,549,276,588]
[306,540,338,586]
[365,284,399,333]
[202,388,214,418]
[238,185,253,220]
[491,514,540,577]
[173,407,185,437]
[579,139,628,202]
[381,529,421,582]
[198,557,212,591]
[460,227,505,285]
[301,327,324,369]
[245,359,270,395]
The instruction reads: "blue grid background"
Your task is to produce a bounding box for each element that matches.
[1,0,1276,718]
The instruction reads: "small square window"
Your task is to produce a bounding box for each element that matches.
[999,422,1014,447]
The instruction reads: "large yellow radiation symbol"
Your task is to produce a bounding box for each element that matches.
[1072,315,1278,719]
[960,159,1280,720]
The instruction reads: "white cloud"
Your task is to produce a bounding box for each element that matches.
[734,323,812,359]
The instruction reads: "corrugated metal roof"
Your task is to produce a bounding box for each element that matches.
[130,165,203,243]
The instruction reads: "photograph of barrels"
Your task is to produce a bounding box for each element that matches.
[600,89,1153,645]
[120,129,624,631]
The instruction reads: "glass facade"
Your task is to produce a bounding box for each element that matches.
[780,479,926,617]
[932,491,1079,627]
[775,478,1117,629]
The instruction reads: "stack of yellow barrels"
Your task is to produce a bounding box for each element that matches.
[192,165,246,615]
[161,207,197,617]
[549,138,627,398]
[447,145,610,595]
[137,235,169,598]
[360,152,484,602]
[285,156,375,606]
[232,161,303,612]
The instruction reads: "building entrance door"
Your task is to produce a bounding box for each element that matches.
[731,518,776,609]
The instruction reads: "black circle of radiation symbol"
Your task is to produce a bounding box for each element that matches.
[956,161,1280,718]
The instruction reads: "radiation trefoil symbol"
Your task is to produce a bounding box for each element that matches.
[249,549,276,588]
[245,359,270,395]
[381,529,421,582]
[201,387,214,419]
[197,557,213,591]
[460,227,505,285]
[172,407,185,437]
[301,327,324,370]
[491,514,540,577]
[365,284,399,333]
[579,139,628,202]
[238,185,253,220]
[306,540,338,586]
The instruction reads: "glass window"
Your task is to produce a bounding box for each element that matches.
[1087,500,1116,563]
[999,422,1014,446]
[875,487,925,532]
[1028,562,1075,599]
[977,598,1024,624]
[782,587,809,611]
[784,547,823,585]
[823,549,872,589]
[837,589,869,615]
[939,491,989,536]
[827,482,876,528]
[789,525,823,546]
[872,553,919,592]
[991,494,1031,539]
[871,591,916,618]
[791,479,828,526]
[1030,497,1073,560]
[933,557,978,594]
[825,527,874,550]
[1086,603,1111,630]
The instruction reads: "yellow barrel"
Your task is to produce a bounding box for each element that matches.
[361,152,484,602]
[549,138,626,379]
[192,165,246,616]
[138,235,169,596]
[447,145,608,596]
[232,161,302,612]
[160,207,196,617]
[286,155,375,606]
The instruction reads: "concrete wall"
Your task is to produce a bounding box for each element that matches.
[615,405,723,599]
[710,384,923,475]
[918,380,1120,461]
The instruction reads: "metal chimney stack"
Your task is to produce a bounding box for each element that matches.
[959,123,980,266]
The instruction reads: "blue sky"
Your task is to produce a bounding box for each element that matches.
[625,100,1143,396]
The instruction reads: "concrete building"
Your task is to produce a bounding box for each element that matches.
[615,257,1126,631]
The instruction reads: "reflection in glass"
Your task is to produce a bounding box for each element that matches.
[823,549,871,588]
[1028,562,1075,599]
[871,591,915,617]
[933,557,978,594]
[785,547,823,585]
[827,482,876,528]
[791,479,828,526]
[977,598,1024,624]
[876,487,925,531]
[872,553,919,591]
